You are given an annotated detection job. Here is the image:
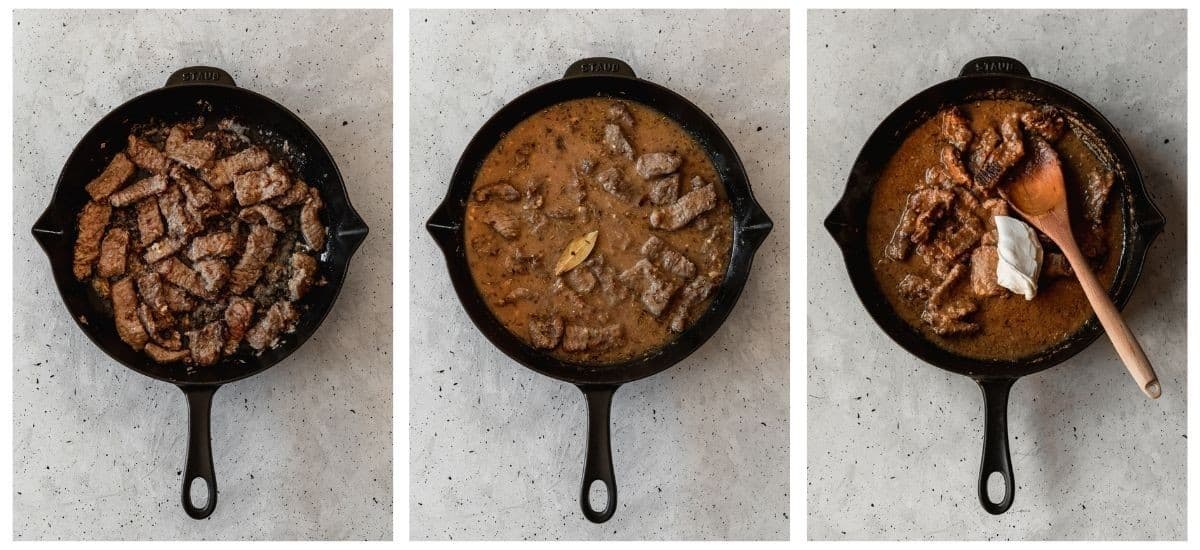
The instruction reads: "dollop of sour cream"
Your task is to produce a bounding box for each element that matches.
[994,216,1043,300]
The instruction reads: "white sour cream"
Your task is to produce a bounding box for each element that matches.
[994,216,1043,300]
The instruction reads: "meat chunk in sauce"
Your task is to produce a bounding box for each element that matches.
[940,107,974,151]
[618,258,679,317]
[973,113,1025,189]
[603,124,635,159]
[969,245,1005,297]
[640,235,696,279]
[474,183,520,203]
[562,324,623,352]
[528,315,564,350]
[1020,105,1066,142]
[1083,170,1115,226]
[667,274,718,333]
[648,174,680,206]
[885,187,954,261]
[635,152,682,179]
[649,185,716,231]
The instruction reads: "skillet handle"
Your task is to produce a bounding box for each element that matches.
[959,56,1030,78]
[577,384,619,523]
[180,385,220,519]
[563,57,637,79]
[975,378,1016,514]
[165,66,237,88]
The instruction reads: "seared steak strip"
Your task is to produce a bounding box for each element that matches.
[73,201,112,280]
[85,152,135,200]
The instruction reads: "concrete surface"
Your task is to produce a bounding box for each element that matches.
[410,9,789,540]
[13,10,392,540]
[807,10,1186,540]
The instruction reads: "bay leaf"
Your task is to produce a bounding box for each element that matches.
[554,230,598,276]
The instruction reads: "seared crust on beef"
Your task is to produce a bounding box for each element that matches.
[85,152,135,200]
[73,201,112,280]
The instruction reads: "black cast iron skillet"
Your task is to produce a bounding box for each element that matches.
[427,57,773,523]
[825,56,1163,514]
[31,66,368,519]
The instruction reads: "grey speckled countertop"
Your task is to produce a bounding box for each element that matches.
[807,10,1186,540]
[409,9,789,541]
[13,10,392,540]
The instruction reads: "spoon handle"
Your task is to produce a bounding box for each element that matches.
[1060,240,1161,399]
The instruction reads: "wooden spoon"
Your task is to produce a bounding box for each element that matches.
[1004,139,1160,399]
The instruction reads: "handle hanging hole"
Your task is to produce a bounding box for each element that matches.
[587,479,609,513]
[985,471,1006,504]
[188,477,210,509]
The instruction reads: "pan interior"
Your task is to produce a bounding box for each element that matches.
[437,75,769,386]
[836,79,1152,379]
[41,84,363,386]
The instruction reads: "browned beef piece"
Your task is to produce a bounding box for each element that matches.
[635,152,682,179]
[897,274,931,302]
[111,277,148,351]
[145,342,191,363]
[688,176,711,191]
[201,146,269,188]
[187,231,239,261]
[562,324,623,352]
[595,166,633,201]
[545,206,577,220]
[649,185,716,231]
[1020,106,1065,142]
[930,205,983,262]
[970,245,1005,297]
[239,204,288,232]
[171,166,218,219]
[924,166,953,187]
[974,113,1025,189]
[288,252,318,300]
[194,259,230,295]
[528,315,564,349]
[162,282,196,313]
[550,279,589,314]
[920,263,980,336]
[137,302,168,339]
[499,287,536,305]
[108,174,167,207]
[480,209,519,240]
[92,278,111,300]
[156,257,215,300]
[126,135,171,174]
[940,144,972,187]
[1043,252,1074,279]
[603,124,634,159]
[473,183,520,202]
[640,235,696,279]
[563,267,597,294]
[271,180,311,208]
[585,256,628,307]
[981,198,1009,221]
[223,296,256,354]
[85,152,135,200]
[97,228,129,278]
[969,127,1001,177]
[187,321,225,367]
[940,107,974,151]
[523,180,544,210]
[73,201,112,280]
[230,224,277,294]
[1083,170,1115,226]
[502,247,541,275]
[667,274,718,332]
[618,258,679,317]
[233,164,290,206]
[246,301,298,351]
[135,197,164,248]
[158,185,202,237]
[143,235,186,264]
[607,103,635,127]
[136,272,169,315]
[921,299,979,336]
[165,124,217,169]
[648,174,680,206]
[300,188,327,251]
[884,187,954,261]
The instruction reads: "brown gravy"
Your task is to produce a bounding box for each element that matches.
[464,98,734,364]
[866,99,1122,360]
